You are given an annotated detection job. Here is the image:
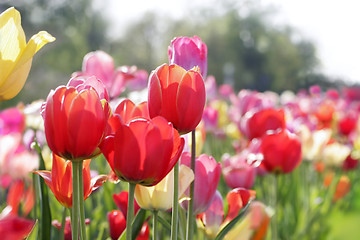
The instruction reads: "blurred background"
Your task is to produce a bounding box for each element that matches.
[1,0,359,106]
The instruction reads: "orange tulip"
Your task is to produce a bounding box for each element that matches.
[34,154,107,208]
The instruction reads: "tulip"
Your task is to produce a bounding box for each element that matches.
[222,152,257,189]
[338,112,358,136]
[108,210,126,240]
[342,154,359,171]
[108,210,150,240]
[34,154,107,208]
[0,7,55,101]
[6,180,34,216]
[0,134,39,185]
[333,175,351,202]
[0,213,35,240]
[148,64,206,134]
[180,153,221,214]
[52,217,90,240]
[113,191,141,217]
[322,142,351,167]
[223,201,270,240]
[101,116,184,186]
[75,51,124,98]
[197,190,224,238]
[241,108,286,140]
[168,35,207,78]
[197,188,257,239]
[260,129,302,174]
[42,76,110,161]
[135,165,194,211]
[0,107,25,135]
[113,99,149,124]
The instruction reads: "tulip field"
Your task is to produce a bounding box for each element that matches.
[2,6,360,240]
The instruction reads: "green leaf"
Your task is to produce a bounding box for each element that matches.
[33,138,52,240]
[214,201,252,240]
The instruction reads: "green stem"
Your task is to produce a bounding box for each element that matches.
[153,210,159,240]
[186,130,196,240]
[126,183,136,240]
[271,174,278,240]
[78,160,87,240]
[170,162,179,240]
[60,207,67,240]
[71,161,81,240]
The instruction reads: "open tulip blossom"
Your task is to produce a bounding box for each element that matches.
[0,7,55,101]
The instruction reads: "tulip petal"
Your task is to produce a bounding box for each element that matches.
[176,70,205,133]
[0,7,26,84]
[148,68,163,118]
[67,89,106,160]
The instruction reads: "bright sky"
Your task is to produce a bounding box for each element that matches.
[99,0,360,83]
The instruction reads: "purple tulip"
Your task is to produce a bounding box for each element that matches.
[168,35,208,78]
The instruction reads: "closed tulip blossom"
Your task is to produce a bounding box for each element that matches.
[42,76,111,161]
[197,190,224,238]
[113,191,141,218]
[222,152,257,189]
[260,129,302,174]
[113,99,149,124]
[108,210,150,240]
[240,108,286,140]
[74,51,125,99]
[0,7,55,101]
[168,35,208,78]
[34,154,107,208]
[101,116,184,186]
[180,153,221,214]
[135,165,194,211]
[148,64,206,134]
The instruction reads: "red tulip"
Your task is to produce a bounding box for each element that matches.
[180,153,221,214]
[6,180,34,216]
[42,76,110,161]
[113,99,149,124]
[342,154,359,171]
[108,210,126,240]
[108,210,150,240]
[338,112,358,136]
[168,35,208,78]
[260,129,302,174]
[34,154,107,208]
[101,116,184,186]
[113,191,141,218]
[148,64,206,134]
[0,213,35,240]
[241,108,285,140]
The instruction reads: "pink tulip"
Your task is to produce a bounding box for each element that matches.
[197,190,224,238]
[74,51,130,98]
[0,107,25,135]
[168,35,208,78]
[222,152,256,189]
[180,152,221,214]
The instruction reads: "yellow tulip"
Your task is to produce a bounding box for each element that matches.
[0,7,55,101]
[134,165,194,211]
